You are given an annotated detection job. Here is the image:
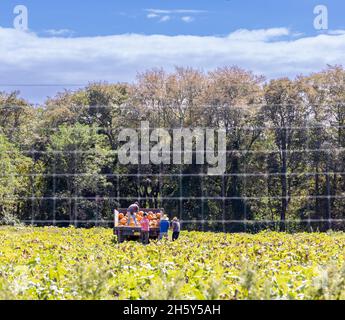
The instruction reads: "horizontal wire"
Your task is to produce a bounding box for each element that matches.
[1,172,345,177]
[3,196,345,200]
[0,84,87,87]
[2,103,345,108]
[18,219,345,224]
[1,148,344,154]
[1,125,345,130]
[178,219,345,224]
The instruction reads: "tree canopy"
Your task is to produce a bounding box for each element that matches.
[0,66,344,231]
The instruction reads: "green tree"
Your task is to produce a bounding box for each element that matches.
[0,134,33,223]
[46,124,112,224]
[264,78,309,230]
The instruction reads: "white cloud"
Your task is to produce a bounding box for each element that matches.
[147,13,159,19]
[145,9,206,14]
[181,16,194,23]
[328,29,345,35]
[228,28,291,41]
[1,27,345,102]
[145,8,204,23]
[159,16,171,23]
[44,29,74,37]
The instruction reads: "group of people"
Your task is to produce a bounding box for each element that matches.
[126,202,181,245]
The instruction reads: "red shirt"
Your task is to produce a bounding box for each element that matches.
[141,218,150,232]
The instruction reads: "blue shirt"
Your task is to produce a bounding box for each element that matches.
[160,220,170,233]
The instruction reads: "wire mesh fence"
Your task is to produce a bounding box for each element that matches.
[1,103,345,232]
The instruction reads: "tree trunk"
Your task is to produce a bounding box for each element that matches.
[315,164,320,219]
[325,161,331,231]
[280,129,288,231]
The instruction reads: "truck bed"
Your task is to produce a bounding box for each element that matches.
[114,208,163,243]
[114,226,160,243]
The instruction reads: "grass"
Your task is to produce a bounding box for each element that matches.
[0,226,344,300]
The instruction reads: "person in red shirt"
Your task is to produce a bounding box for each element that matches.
[140,212,150,245]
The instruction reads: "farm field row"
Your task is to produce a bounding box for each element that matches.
[0,227,344,300]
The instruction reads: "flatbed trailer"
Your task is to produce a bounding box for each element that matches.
[114,226,160,243]
[113,208,163,243]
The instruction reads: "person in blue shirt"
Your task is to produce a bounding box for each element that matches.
[159,215,170,240]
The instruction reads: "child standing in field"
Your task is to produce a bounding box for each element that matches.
[171,217,180,241]
[140,212,150,245]
[159,215,170,240]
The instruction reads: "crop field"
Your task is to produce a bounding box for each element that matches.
[0,227,344,300]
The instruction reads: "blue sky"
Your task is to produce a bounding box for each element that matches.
[1,0,344,36]
[0,1,345,103]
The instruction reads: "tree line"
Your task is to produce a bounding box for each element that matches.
[0,65,344,232]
